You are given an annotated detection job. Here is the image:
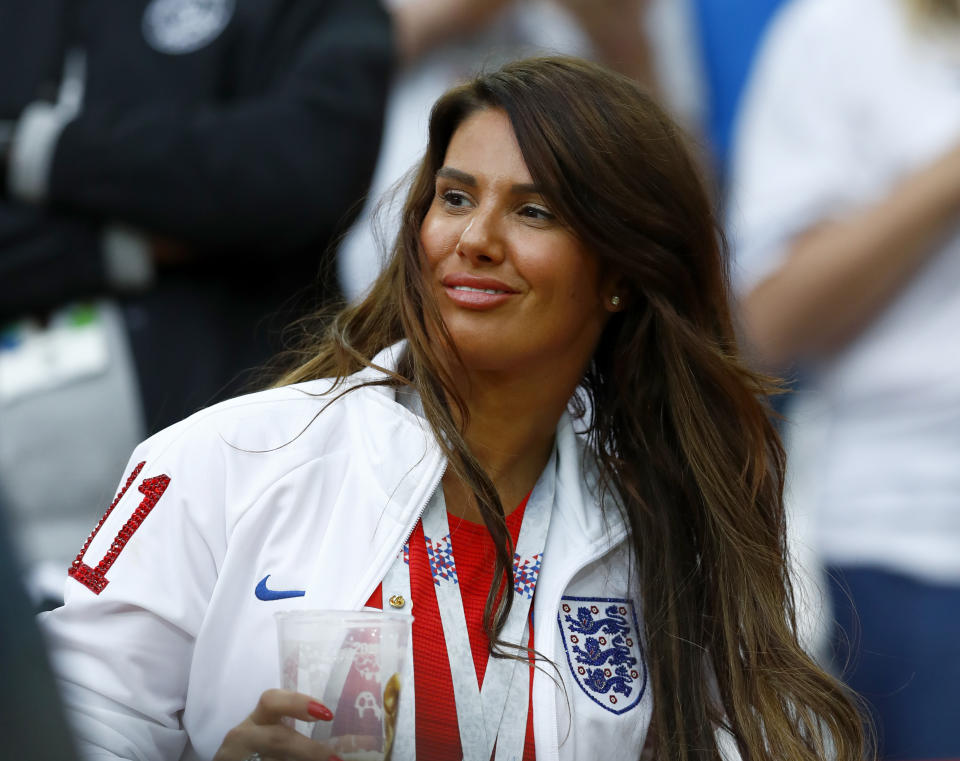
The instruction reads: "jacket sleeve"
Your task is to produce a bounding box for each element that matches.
[45,0,394,254]
[40,422,228,761]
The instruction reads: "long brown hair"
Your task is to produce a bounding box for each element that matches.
[276,56,866,760]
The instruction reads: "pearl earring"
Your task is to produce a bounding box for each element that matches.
[610,295,621,308]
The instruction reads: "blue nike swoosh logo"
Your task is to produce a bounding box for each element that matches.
[255,574,306,601]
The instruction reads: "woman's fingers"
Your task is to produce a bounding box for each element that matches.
[248,688,334,725]
[213,689,337,761]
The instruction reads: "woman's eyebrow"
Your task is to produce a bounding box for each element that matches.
[436,167,476,185]
[437,167,542,195]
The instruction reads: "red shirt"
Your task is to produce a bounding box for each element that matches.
[366,497,536,760]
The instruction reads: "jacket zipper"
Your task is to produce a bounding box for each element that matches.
[356,458,446,610]
[400,462,446,549]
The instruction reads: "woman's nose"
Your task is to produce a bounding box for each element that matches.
[455,211,504,265]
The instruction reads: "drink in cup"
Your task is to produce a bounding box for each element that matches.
[275,610,412,761]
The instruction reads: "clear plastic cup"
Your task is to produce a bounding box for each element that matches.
[275,610,412,761]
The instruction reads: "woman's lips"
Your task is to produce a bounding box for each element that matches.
[443,284,515,309]
[441,275,517,310]
[442,274,517,309]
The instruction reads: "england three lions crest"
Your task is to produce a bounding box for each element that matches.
[557,596,647,715]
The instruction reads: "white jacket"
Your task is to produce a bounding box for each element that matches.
[42,351,652,761]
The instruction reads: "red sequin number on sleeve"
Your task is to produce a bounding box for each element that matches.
[68,461,171,594]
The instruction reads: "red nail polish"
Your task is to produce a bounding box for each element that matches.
[329,756,344,761]
[307,700,334,721]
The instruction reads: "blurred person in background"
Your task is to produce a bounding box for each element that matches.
[338,0,706,301]
[727,0,960,757]
[0,0,393,605]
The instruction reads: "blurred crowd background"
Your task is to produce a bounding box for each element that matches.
[1,1,957,759]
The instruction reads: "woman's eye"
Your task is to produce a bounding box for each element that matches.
[440,189,470,209]
[520,204,554,221]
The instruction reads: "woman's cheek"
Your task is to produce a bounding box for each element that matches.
[419,217,443,264]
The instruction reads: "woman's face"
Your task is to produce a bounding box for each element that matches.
[419,108,617,379]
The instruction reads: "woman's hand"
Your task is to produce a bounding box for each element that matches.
[212,688,342,761]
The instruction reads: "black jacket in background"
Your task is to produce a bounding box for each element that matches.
[0,0,394,430]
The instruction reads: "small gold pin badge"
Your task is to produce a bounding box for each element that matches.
[388,594,406,609]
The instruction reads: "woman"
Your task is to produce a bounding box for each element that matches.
[44,57,864,761]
